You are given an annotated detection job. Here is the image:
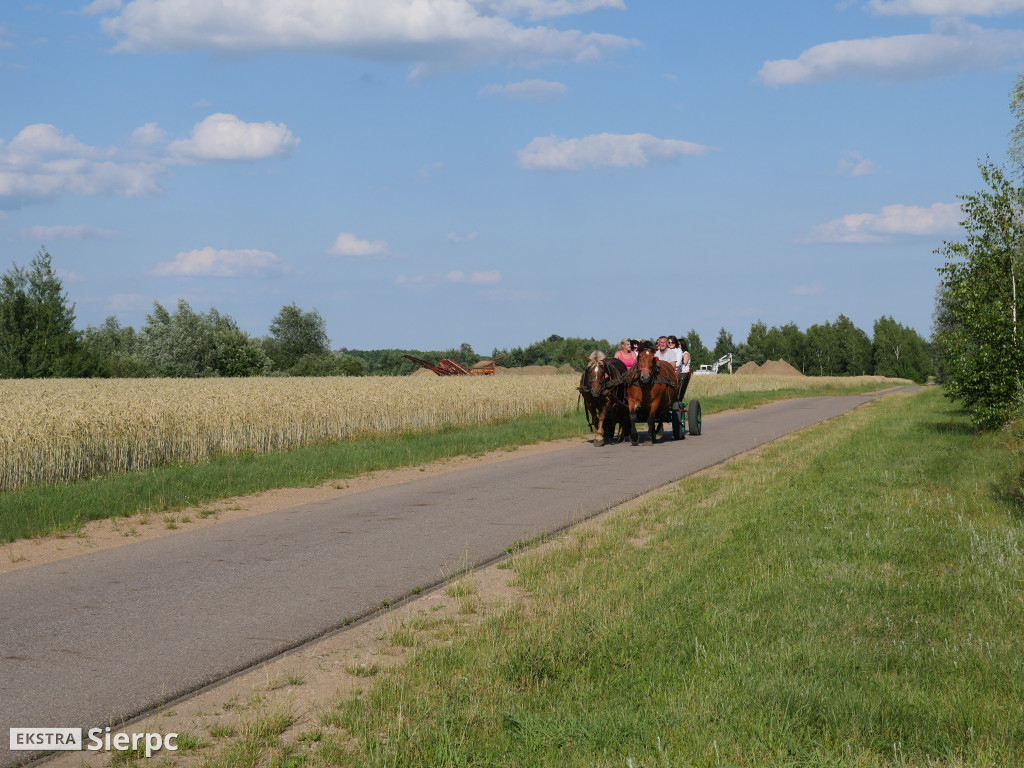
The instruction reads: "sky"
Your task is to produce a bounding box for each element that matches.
[1,0,1022,354]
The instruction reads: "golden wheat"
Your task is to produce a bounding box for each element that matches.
[0,373,902,491]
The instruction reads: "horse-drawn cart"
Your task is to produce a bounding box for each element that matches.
[664,371,702,439]
[580,349,702,445]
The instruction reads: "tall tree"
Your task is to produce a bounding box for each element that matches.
[264,304,330,372]
[684,329,710,366]
[834,314,873,376]
[0,249,82,378]
[139,300,268,377]
[745,320,769,364]
[873,316,931,384]
[934,161,1024,427]
[712,327,734,359]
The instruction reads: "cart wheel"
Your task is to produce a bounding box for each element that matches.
[687,399,702,436]
[671,406,683,440]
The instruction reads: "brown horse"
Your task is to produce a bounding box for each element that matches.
[626,345,678,445]
[579,351,631,446]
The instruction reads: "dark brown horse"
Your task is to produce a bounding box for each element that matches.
[579,351,631,446]
[626,345,678,445]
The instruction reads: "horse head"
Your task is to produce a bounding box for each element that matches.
[583,350,607,397]
[635,346,656,384]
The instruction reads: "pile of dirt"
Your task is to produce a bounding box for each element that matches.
[756,359,804,377]
[734,361,760,375]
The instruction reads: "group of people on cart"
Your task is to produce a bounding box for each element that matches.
[613,335,692,377]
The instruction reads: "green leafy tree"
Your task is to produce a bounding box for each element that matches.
[777,322,808,373]
[0,249,83,378]
[712,327,734,358]
[834,314,873,375]
[805,321,840,376]
[138,300,269,377]
[872,316,931,383]
[745,320,769,364]
[934,161,1024,427]
[683,329,710,366]
[263,304,330,373]
[81,316,148,377]
[289,352,366,377]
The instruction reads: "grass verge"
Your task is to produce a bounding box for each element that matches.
[0,385,900,544]
[298,387,1023,767]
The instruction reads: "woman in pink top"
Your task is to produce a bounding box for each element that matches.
[614,338,636,368]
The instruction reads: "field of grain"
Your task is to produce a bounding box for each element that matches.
[0,373,900,491]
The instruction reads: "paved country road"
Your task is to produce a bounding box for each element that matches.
[0,388,919,767]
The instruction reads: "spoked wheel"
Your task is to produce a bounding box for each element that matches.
[687,399,702,436]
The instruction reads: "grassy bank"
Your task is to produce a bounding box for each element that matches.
[0,385,896,544]
[293,387,1023,767]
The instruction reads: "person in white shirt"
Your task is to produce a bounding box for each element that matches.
[670,335,691,374]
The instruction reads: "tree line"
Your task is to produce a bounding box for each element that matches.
[1,249,931,382]
[491,320,932,384]
[0,250,364,378]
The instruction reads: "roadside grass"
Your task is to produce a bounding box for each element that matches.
[0,384,901,544]
[297,387,1024,767]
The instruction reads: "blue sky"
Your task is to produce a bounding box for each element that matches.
[1,0,1021,353]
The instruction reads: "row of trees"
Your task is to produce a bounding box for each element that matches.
[699,316,931,382]
[488,321,932,384]
[0,250,932,382]
[0,251,365,378]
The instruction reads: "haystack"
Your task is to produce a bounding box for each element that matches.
[734,361,760,375]
[411,367,437,377]
[756,359,804,377]
[557,363,577,375]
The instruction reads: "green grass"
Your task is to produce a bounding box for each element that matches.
[0,385,900,544]
[306,388,1024,767]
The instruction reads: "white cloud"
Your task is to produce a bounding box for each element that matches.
[869,0,1024,14]
[518,132,711,170]
[758,21,1024,85]
[130,122,167,146]
[21,224,124,240]
[0,124,163,205]
[101,0,637,74]
[478,78,567,101]
[791,280,825,296]
[837,150,879,176]
[0,115,297,209]
[798,202,961,243]
[153,247,287,276]
[166,114,299,161]
[327,232,393,258]
[447,231,479,242]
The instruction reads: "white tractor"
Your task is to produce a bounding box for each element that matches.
[693,353,733,375]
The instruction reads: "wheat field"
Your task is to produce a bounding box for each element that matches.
[0,373,899,491]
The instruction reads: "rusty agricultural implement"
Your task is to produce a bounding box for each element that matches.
[403,354,506,376]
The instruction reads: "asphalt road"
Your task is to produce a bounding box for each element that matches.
[0,388,918,766]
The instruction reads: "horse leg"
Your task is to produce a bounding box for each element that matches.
[594,396,608,446]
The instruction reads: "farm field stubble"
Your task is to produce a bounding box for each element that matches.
[0,374,901,493]
[0,374,907,542]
